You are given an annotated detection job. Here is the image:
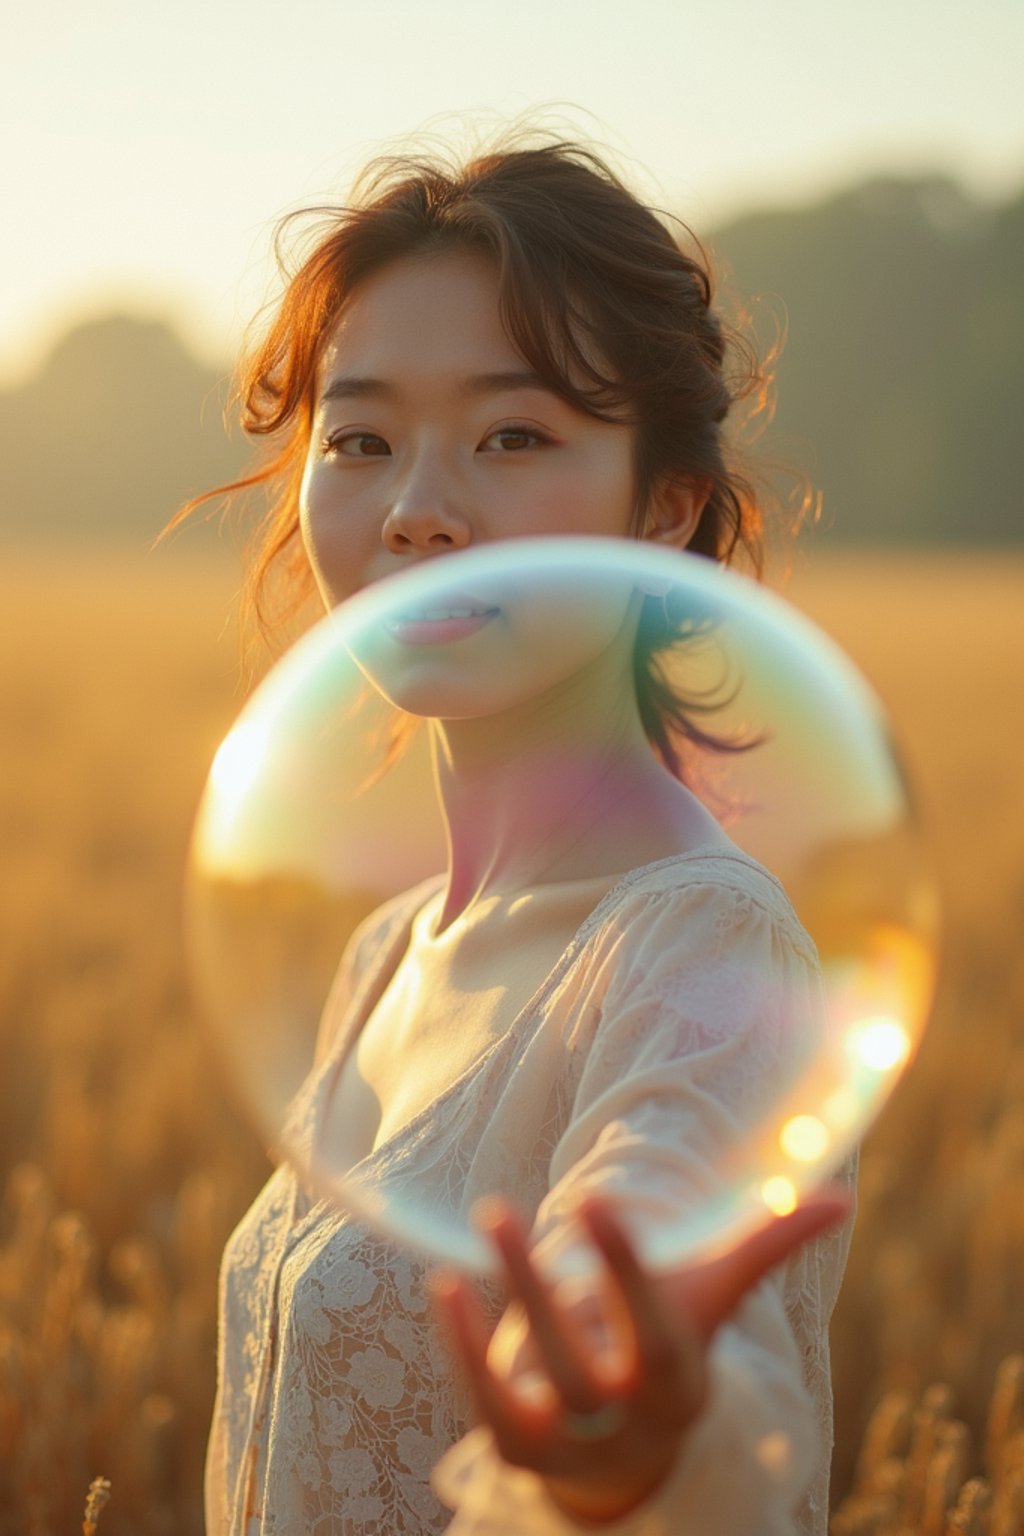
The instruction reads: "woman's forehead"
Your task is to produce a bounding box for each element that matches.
[320,249,517,377]
[314,246,616,415]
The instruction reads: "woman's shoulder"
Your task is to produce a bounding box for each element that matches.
[570,844,820,979]
[594,845,804,928]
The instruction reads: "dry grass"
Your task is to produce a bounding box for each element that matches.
[0,547,1021,1533]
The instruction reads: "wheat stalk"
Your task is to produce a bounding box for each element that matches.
[945,1478,992,1536]
[82,1477,111,1535]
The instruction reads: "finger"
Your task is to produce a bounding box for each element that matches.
[431,1270,547,1431]
[578,1200,669,1359]
[675,1186,854,1340]
[478,1202,604,1411]
[578,1199,701,1399]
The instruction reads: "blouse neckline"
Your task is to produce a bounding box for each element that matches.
[304,845,784,1194]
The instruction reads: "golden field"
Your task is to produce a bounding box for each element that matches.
[1,548,1022,1534]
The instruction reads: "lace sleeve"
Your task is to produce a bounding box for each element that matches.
[433,871,857,1536]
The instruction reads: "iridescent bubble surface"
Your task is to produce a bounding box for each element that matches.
[186,538,938,1273]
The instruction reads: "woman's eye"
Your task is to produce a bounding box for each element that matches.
[323,432,391,457]
[481,426,548,452]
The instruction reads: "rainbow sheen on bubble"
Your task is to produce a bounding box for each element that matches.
[186,538,938,1274]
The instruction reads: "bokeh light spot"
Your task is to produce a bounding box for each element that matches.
[847,1015,912,1073]
[779,1114,830,1163]
[761,1177,799,1217]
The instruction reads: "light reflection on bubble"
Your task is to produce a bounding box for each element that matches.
[185,537,938,1274]
[205,721,273,847]
[761,1178,799,1217]
[847,1016,912,1073]
[779,1115,830,1164]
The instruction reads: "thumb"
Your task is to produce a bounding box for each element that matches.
[669,1187,853,1342]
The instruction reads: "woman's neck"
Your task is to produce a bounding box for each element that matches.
[427,656,722,933]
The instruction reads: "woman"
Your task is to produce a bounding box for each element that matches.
[194,134,857,1534]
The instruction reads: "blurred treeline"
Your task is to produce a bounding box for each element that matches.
[1,169,1021,549]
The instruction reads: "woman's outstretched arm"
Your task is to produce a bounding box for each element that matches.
[430,868,859,1534]
[433,1188,851,1525]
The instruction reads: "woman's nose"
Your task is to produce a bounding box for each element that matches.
[381,469,471,555]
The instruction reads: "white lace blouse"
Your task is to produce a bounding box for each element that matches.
[206,849,857,1536]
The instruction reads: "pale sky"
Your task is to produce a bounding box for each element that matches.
[3,0,1021,384]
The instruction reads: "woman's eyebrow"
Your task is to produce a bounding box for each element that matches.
[461,370,551,397]
[318,369,552,406]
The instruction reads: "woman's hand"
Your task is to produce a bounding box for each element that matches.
[432,1188,852,1525]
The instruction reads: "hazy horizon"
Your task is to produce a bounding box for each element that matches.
[5,0,1022,386]
[4,158,1020,393]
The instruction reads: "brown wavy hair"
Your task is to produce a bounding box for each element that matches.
[172,133,809,777]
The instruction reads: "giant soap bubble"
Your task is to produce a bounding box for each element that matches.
[186,538,937,1274]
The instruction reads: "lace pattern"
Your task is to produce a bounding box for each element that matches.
[206,850,857,1535]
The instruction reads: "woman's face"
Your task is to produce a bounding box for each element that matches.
[299,247,640,610]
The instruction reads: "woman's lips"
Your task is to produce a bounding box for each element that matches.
[383,597,500,646]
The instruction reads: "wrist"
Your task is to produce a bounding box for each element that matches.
[543,1455,677,1527]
